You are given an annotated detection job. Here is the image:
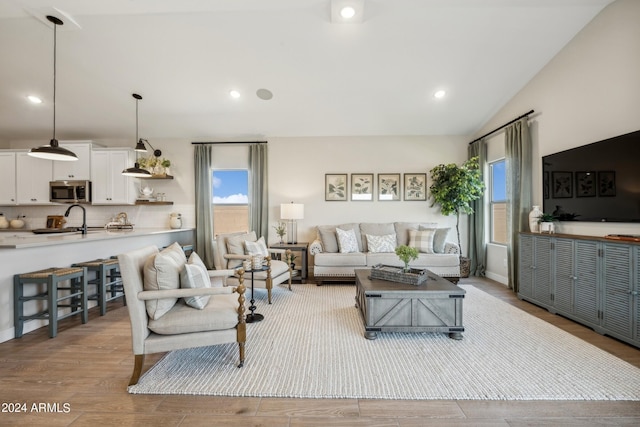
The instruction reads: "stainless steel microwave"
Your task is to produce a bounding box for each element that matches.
[50,180,92,204]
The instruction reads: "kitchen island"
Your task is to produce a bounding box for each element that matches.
[0,227,195,342]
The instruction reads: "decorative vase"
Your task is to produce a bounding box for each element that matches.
[529,205,542,233]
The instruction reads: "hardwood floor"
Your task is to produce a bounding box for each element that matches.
[1,276,639,427]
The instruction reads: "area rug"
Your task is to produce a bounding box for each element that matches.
[128,283,640,400]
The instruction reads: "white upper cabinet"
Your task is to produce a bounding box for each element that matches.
[52,141,92,181]
[91,149,135,205]
[0,151,17,205]
[16,152,54,205]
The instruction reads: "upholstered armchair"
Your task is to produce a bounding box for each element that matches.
[118,244,246,386]
[214,231,292,304]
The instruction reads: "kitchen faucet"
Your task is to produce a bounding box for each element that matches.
[64,204,87,235]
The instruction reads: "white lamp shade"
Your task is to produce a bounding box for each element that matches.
[281,203,304,220]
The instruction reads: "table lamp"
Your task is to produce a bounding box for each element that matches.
[280,202,304,244]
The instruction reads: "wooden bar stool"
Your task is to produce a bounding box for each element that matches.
[13,267,88,338]
[73,259,125,316]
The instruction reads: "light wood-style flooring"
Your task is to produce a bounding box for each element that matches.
[1,276,639,426]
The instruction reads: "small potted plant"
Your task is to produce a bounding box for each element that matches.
[395,245,419,272]
[537,213,558,234]
[273,222,287,244]
[161,158,171,176]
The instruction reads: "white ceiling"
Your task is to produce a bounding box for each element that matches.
[0,0,614,143]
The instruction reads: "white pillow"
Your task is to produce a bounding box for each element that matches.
[188,251,209,272]
[245,236,269,257]
[409,229,435,254]
[419,227,451,254]
[366,233,397,253]
[336,227,359,253]
[180,262,211,310]
[143,248,185,320]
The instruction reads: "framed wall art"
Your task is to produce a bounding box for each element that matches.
[403,173,427,201]
[598,171,616,196]
[325,174,348,201]
[378,173,401,201]
[551,171,572,198]
[575,171,596,197]
[351,173,373,201]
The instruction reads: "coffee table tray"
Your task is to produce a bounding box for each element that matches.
[370,264,427,285]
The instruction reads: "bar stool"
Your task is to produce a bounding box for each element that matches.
[14,267,88,338]
[73,258,125,316]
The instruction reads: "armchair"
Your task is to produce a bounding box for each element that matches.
[214,231,292,304]
[117,245,246,386]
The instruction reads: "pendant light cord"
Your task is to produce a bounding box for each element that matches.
[52,18,58,142]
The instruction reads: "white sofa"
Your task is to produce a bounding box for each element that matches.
[310,222,460,284]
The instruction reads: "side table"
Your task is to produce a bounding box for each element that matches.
[245,266,267,323]
[270,242,308,283]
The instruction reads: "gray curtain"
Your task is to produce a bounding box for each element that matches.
[505,119,532,291]
[248,143,268,237]
[468,140,486,277]
[194,144,215,269]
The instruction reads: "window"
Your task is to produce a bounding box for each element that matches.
[490,160,507,244]
[212,169,248,236]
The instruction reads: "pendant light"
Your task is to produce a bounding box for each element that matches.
[122,93,152,177]
[28,15,78,162]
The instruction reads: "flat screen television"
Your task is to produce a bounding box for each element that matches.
[542,129,640,223]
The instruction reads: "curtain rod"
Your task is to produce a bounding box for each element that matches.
[191,141,267,145]
[468,109,534,145]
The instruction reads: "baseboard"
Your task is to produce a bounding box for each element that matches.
[485,271,508,285]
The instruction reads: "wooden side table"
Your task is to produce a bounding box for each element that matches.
[270,242,308,283]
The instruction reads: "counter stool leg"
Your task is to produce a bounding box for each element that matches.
[99,265,107,316]
[80,268,88,324]
[48,277,57,338]
[13,276,24,338]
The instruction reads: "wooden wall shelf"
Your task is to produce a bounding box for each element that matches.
[135,201,174,205]
[143,175,174,180]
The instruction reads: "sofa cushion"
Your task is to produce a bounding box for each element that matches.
[148,293,238,335]
[337,227,359,253]
[143,243,187,320]
[315,252,367,267]
[250,259,290,280]
[367,252,459,268]
[360,223,395,251]
[420,226,451,254]
[366,233,397,253]
[409,229,436,254]
[318,223,362,253]
[394,222,420,246]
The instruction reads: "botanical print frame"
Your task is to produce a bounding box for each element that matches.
[378,173,401,201]
[351,173,373,201]
[325,174,348,201]
[403,173,427,201]
[575,171,596,197]
[551,171,572,198]
[598,171,616,197]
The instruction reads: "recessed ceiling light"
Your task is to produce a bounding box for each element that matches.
[434,90,446,99]
[229,90,241,99]
[340,6,356,19]
[27,95,42,104]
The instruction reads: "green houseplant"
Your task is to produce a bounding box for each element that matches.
[537,212,558,233]
[395,245,419,272]
[429,156,485,277]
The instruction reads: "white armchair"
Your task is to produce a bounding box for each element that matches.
[214,231,292,304]
[118,244,246,386]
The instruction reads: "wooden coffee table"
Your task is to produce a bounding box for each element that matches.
[355,268,465,340]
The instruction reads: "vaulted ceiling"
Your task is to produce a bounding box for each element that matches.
[0,0,614,143]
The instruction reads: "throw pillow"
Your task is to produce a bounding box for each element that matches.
[419,226,451,254]
[226,231,257,268]
[188,251,209,272]
[180,262,211,310]
[409,229,436,254]
[366,233,397,253]
[245,236,269,257]
[336,227,359,253]
[143,247,186,320]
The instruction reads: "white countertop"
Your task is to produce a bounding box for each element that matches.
[0,227,194,249]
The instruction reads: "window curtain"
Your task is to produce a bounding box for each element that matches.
[505,118,532,291]
[468,140,486,277]
[194,144,215,269]
[248,143,268,237]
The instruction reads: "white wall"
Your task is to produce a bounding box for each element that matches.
[476,0,640,238]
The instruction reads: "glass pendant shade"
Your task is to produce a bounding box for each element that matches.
[28,15,78,162]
